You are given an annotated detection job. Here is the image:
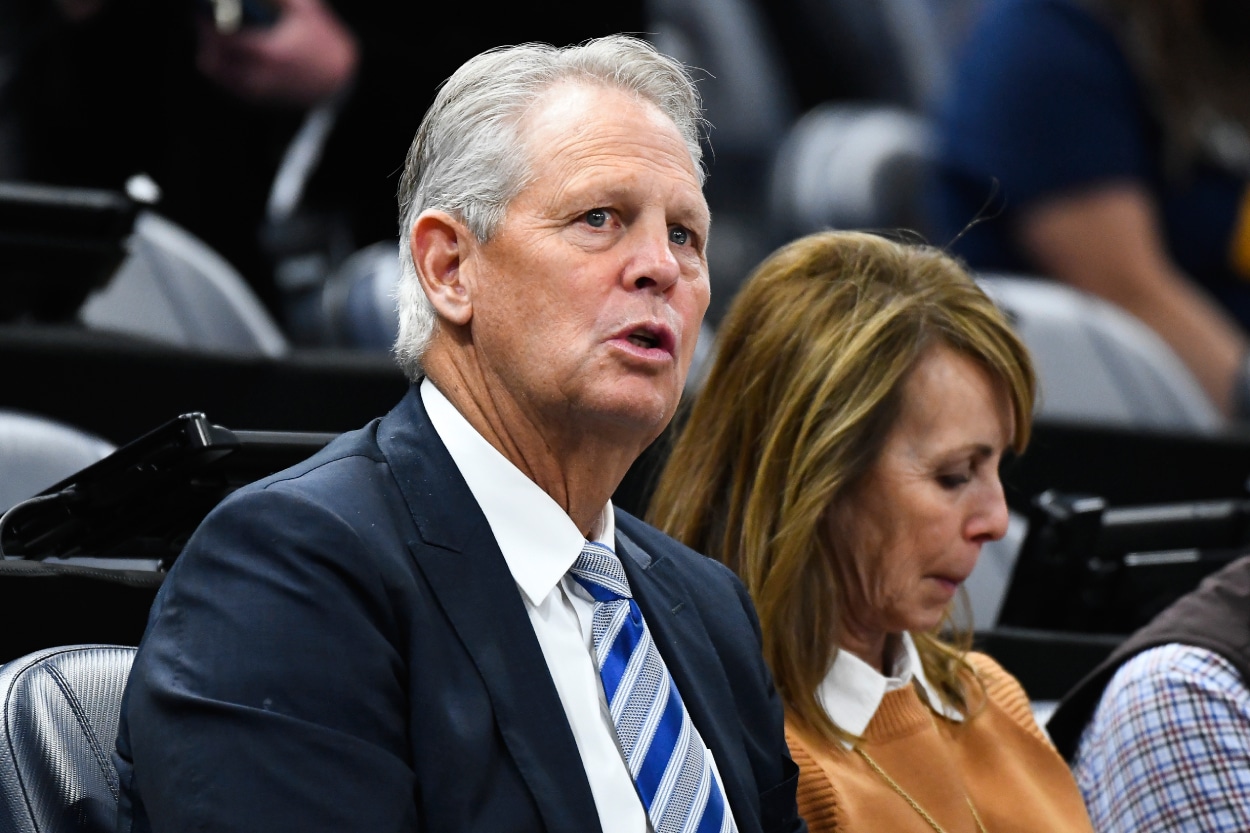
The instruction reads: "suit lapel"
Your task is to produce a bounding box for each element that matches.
[378,387,602,833]
[616,530,758,833]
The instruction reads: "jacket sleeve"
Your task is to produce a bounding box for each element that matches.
[115,483,419,833]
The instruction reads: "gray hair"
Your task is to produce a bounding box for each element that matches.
[393,35,707,380]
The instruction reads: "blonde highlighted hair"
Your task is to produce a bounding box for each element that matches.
[648,231,1036,745]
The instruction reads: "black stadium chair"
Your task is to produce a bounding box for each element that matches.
[0,645,135,833]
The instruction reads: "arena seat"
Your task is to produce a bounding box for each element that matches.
[0,645,135,833]
[768,102,937,241]
[0,411,114,513]
[78,210,289,358]
[977,273,1223,432]
[319,239,400,351]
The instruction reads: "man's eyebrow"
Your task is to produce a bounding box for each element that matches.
[579,183,631,204]
[683,205,713,229]
[669,196,711,229]
[560,177,709,225]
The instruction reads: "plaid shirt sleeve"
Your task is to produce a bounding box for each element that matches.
[1071,643,1250,832]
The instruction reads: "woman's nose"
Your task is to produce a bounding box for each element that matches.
[968,476,1010,543]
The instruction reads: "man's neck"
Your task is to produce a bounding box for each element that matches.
[424,358,647,535]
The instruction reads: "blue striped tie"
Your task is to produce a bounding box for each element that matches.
[570,541,738,833]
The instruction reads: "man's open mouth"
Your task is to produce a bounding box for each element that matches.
[627,329,662,349]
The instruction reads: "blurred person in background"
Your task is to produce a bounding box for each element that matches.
[649,230,1096,833]
[4,0,643,334]
[931,0,1250,420]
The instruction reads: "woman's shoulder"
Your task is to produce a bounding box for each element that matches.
[965,651,1052,746]
[965,651,1029,708]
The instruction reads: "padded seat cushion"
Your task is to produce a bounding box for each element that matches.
[0,646,136,833]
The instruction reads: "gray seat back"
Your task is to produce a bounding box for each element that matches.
[79,211,288,358]
[769,103,936,240]
[977,274,1223,432]
[320,240,401,351]
[648,0,795,164]
[0,645,136,833]
[0,412,114,513]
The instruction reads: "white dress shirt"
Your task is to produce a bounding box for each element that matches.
[421,379,647,833]
[816,632,964,747]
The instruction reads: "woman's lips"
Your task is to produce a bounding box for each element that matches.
[930,574,968,596]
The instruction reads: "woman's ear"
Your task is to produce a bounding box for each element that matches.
[410,210,475,327]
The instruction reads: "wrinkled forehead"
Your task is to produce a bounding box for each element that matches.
[515,80,703,185]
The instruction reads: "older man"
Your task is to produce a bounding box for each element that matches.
[114,36,804,833]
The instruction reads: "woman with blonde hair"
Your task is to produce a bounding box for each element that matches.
[649,231,1094,832]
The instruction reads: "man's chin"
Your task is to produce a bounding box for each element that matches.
[578,390,679,442]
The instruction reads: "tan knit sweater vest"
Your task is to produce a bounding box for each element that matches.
[785,652,1095,833]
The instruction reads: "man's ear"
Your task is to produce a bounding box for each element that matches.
[411,210,476,327]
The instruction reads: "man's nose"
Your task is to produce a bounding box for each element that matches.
[623,222,681,293]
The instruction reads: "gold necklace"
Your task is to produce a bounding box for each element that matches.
[854,746,988,833]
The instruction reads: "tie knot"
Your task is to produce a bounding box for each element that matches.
[570,541,632,602]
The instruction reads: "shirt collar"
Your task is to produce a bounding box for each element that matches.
[815,632,963,747]
[421,378,615,605]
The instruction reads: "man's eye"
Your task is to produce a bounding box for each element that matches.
[585,209,608,228]
[669,226,690,246]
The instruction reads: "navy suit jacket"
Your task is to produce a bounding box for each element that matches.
[115,386,803,833]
